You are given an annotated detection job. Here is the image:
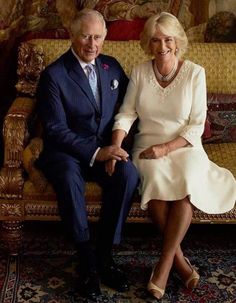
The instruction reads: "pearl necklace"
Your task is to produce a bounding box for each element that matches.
[154,57,178,82]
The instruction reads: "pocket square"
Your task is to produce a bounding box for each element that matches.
[111,79,119,90]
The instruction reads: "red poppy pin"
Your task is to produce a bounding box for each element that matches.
[102,63,109,70]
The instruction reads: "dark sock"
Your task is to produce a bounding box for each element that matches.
[76,241,97,275]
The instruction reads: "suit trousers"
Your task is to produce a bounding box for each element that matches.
[41,155,139,252]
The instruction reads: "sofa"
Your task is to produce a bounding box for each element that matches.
[0,38,236,255]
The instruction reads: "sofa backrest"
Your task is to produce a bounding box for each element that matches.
[16,39,236,97]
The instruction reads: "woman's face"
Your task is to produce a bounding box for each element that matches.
[149,27,177,64]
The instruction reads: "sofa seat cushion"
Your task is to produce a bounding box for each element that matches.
[23,137,236,195]
[21,141,236,223]
[23,180,102,202]
[22,179,147,222]
[203,142,236,176]
[22,179,104,221]
[23,140,236,197]
[21,172,236,224]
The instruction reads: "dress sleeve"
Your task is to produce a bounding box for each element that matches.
[180,66,207,146]
[113,67,139,133]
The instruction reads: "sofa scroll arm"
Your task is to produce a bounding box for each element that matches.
[0,97,36,198]
[3,97,36,167]
[15,41,45,97]
[0,40,45,199]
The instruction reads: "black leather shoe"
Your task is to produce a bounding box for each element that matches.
[82,271,101,301]
[99,260,129,292]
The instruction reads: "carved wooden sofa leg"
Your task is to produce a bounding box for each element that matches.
[1,220,23,255]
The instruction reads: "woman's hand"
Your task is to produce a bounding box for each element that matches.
[105,159,117,176]
[139,143,169,159]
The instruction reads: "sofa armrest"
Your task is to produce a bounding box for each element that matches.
[3,97,36,168]
[0,167,24,198]
[0,97,36,198]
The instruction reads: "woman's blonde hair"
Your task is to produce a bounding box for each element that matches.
[140,12,188,59]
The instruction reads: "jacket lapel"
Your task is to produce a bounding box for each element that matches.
[65,50,100,112]
[96,57,109,115]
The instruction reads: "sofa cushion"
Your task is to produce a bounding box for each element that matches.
[186,23,206,43]
[106,18,146,40]
[204,11,236,43]
[204,93,236,143]
[22,137,48,192]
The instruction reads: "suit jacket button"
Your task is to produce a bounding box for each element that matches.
[96,116,101,123]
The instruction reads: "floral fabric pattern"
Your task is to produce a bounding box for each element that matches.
[0,0,195,44]
[205,11,236,43]
[204,93,236,143]
[77,0,194,28]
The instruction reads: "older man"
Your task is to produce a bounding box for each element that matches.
[36,8,138,300]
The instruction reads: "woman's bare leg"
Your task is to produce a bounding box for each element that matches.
[149,199,195,282]
[148,197,193,291]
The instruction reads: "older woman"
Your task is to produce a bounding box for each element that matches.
[107,12,236,300]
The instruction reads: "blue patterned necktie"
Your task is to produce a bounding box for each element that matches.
[86,63,100,108]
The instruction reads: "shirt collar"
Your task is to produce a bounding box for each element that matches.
[71,47,95,69]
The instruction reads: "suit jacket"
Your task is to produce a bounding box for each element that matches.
[36,49,129,166]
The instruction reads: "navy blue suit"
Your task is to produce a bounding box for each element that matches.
[36,49,139,252]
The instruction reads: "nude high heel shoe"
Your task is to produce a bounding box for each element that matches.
[184,257,200,289]
[147,266,165,300]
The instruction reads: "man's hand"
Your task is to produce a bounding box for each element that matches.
[105,159,117,176]
[139,144,169,159]
[96,145,129,162]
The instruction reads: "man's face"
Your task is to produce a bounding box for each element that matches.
[71,16,105,63]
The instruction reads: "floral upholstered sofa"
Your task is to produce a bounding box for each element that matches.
[0,39,236,255]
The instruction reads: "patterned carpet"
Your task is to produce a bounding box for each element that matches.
[0,223,235,303]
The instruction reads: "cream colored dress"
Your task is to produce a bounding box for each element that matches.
[113,60,236,213]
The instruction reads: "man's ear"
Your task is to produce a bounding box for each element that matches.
[103,28,108,40]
